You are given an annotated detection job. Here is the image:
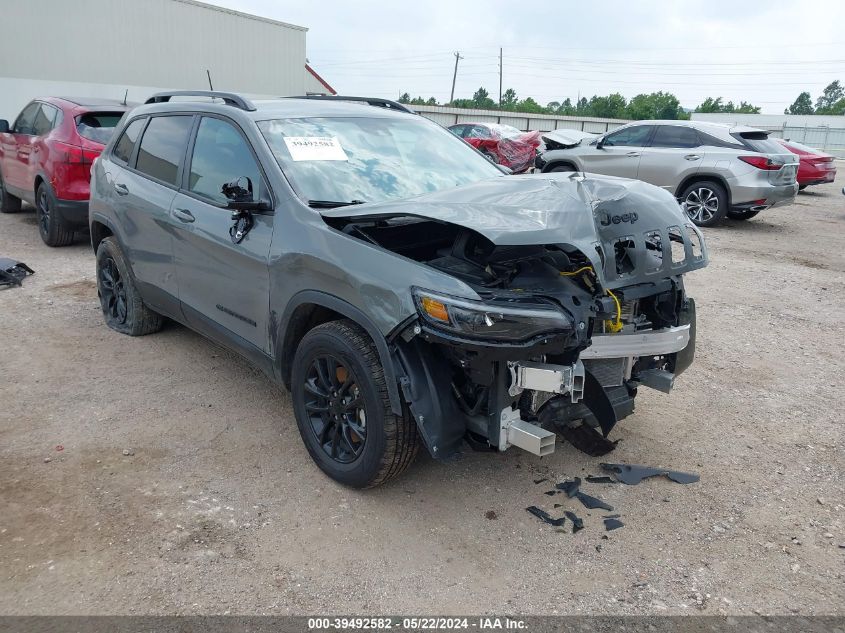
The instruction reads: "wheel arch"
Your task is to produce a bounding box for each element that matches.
[89,212,119,254]
[277,291,404,415]
[541,158,579,173]
[675,173,732,207]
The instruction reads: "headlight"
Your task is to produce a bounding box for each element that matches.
[413,288,572,342]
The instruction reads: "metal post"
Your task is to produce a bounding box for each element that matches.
[499,48,503,107]
[449,51,463,105]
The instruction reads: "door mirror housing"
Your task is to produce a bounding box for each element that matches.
[0,120,9,134]
[222,176,271,212]
[596,136,605,150]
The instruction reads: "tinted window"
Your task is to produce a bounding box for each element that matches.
[112,118,145,165]
[188,117,262,205]
[77,112,125,145]
[651,126,700,149]
[603,125,654,147]
[135,116,193,185]
[32,104,59,136]
[448,124,467,137]
[733,132,787,154]
[13,102,40,134]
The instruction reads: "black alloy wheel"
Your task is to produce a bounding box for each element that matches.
[98,256,128,324]
[303,354,367,464]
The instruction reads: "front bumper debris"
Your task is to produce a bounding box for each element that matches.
[579,324,691,359]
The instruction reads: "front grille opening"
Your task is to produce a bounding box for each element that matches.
[684,224,703,259]
[668,226,685,264]
[644,230,663,272]
[613,236,636,275]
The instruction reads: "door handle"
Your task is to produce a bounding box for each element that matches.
[113,183,129,196]
[684,154,701,161]
[172,208,195,223]
[626,151,641,157]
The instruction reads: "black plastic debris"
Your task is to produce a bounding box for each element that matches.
[585,475,616,484]
[556,422,619,456]
[556,477,581,498]
[601,463,700,485]
[544,490,559,496]
[564,510,584,533]
[533,477,548,485]
[575,491,613,511]
[604,517,624,531]
[526,506,566,527]
[0,258,34,288]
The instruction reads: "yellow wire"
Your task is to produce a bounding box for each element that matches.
[605,289,624,333]
[558,265,623,333]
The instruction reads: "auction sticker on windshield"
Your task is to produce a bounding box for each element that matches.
[284,136,349,161]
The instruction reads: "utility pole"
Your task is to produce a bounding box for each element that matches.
[498,48,503,106]
[450,51,463,104]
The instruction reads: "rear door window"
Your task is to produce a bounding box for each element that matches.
[112,118,145,165]
[187,117,263,205]
[77,112,126,144]
[651,126,701,149]
[603,125,655,147]
[135,116,193,186]
[31,104,59,136]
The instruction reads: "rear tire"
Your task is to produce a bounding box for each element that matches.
[549,164,575,173]
[798,185,808,191]
[727,209,761,221]
[681,181,728,227]
[95,237,163,336]
[0,171,22,214]
[36,182,75,246]
[291,320,419,488]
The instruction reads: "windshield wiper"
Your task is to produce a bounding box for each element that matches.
[307,199,367,209]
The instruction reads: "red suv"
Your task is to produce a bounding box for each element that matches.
[0,97,132,245]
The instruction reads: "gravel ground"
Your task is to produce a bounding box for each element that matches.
[1,178,843,616]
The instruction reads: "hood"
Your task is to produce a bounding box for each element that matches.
[322,173,709,288]
[541,129,598,150]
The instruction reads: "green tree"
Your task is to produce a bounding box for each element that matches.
[588,93,628,119]
[695,97,760,114]
[546,101,561,113]
[785,91,814,115]
[626,92,683,120]
[398,92,411,104]
[815,81,845,114]
[501,88,518,109]
[558,98,575,116]
[575,97,589,114]
[471,87,496,109]
[426,97,438,106]
[695,97,725,113]
[515,97,545,113]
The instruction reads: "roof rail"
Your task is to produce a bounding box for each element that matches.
[285,95,416,114]
[145,91,256,112]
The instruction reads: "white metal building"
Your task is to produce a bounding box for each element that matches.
[0,0,334,119]
[413,104,629,134]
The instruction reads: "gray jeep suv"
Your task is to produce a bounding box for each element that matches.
[89,91,708,488]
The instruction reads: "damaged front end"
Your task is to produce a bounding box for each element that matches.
[323,173,708,461]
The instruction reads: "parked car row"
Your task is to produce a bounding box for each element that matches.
[0,97,133,245]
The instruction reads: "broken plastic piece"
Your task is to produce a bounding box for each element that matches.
[556,477,581,498]
[557,422,619,456]
[0,257,34,288]
[585,475,615,484]
[526,506,566,527]
[544,490,558,496]
[575,491,613,511]
[533,478,548,484]
[601,463,700,485]
[564,510,584,533]
[604,517,624,531]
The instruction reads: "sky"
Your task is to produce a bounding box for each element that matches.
[215,0,845,114]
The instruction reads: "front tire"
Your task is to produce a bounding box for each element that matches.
[36,182,75,246]
[95,237,163,336]
[727,209,761,221]
[549,164,575,173]
[0,171,22,213]
[681,181,728,227]
[291,320,419,488]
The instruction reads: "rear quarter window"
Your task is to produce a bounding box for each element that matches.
[77,112,126,145]
[732,132,784,154]
[112,118,145,165]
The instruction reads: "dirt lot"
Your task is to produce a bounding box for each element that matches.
[1,179,843,616]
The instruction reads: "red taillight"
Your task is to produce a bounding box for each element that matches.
[50,141,99,165]
[738,155,782,170]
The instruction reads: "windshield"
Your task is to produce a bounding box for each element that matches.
[258,116,503,205]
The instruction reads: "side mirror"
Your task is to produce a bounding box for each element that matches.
[222,177,269,212]
[596,137,605,150]
[0,120,9,134]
